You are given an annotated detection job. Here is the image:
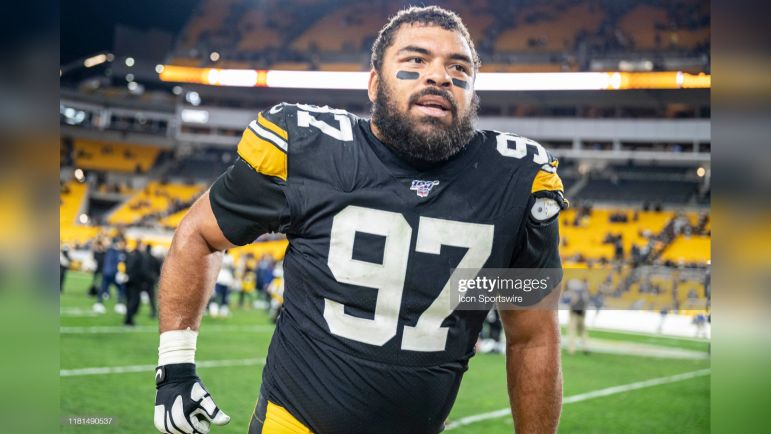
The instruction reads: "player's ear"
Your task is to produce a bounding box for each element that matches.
[368,69,378,104]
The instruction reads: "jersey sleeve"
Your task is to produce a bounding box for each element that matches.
[509,156,568,270]
[209,104,292,245]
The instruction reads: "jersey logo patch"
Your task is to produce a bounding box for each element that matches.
[410,180,439,197]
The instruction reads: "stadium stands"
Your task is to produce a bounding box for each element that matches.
[577,179,700,204]
[165,147,234,181]
[170,0,709,72]
[60,181,100,246]
[72,140,163,173]
[493,1,604,52]
[107,181,205,226]
[560,208,676,262]
[660,235,710,264]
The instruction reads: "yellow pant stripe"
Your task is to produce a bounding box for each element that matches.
[237,129,288,180]
[258,113,288,141]
[263,401,312,434]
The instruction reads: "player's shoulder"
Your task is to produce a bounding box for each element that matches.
[476,128,568,211]
[476,128,560,171]
[260,102,362,144]
[263,102,361,125]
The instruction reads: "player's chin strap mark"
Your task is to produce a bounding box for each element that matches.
[396,70,419,80]
[451,78,468,89]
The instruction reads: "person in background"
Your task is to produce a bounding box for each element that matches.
[237,254,258,309]
[60,245,71,292]
[479,308,504,354]
[143,244,162,319]
[693,312,708,338]
[256,253,275,308]
[94,237,127,314]
[566,278,590,355]
[89,237,106,297]
[210,251,234,318]
[266,262,285,324]
[124,241,146,326]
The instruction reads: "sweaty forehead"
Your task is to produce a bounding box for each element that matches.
[387,24,472,61]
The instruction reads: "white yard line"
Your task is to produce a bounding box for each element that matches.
[444,368,710,430]
[588,327,710,343]
[60,325,276,334]
[561,338,709,360]
[60,358,267,377]
[60,307,99,317]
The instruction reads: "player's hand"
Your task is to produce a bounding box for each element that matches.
[154,363,230,433]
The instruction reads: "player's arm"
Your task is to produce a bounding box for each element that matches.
[158,191,232,333]
[500,161,567,433]
[154,105,290,434]
[500,295,562,434]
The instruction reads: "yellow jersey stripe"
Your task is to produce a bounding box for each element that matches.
[249,120,287,152]
[531,170,564,193]
[258,112,289,141]
[237,129,288,180]
[264,401,312,434]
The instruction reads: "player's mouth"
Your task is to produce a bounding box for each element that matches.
[413,95,452,118]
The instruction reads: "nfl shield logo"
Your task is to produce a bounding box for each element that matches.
[410,180,440,198]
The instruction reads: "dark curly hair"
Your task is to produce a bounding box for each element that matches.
[370,6,481,74]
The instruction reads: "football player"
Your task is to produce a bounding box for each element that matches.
[154,6,566,434]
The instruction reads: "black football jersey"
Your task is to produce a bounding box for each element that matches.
[209,103,567,434]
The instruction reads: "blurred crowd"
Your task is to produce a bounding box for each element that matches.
[60,235,286,327]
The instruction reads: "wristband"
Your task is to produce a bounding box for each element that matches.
[158,329,198,366]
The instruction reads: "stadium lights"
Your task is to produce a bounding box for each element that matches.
[158,65,711,91]
[209,52,220,62]
[83,53,108,68]
[125,57,135,67]
[181,109,210,123]
[185,91,201,106]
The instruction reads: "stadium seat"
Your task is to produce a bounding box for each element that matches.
[107,182,205,226]
[73,140,163,173]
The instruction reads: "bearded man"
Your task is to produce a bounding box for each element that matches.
[153,6,566,434]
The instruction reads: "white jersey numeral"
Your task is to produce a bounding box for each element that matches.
[495,132,548,165]
[326,206,411,346]
[297,110,353,141]
[325,206,494,352]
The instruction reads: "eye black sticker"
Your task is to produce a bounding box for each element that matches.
[452,78,468,89]
[396,70,420,80]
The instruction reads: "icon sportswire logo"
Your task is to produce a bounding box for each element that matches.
[410,180,440,198]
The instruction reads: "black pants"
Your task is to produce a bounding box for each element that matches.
[125,281,157,324]
[145,282,157,318]
[124,281,143,325]
[60,266,67,292]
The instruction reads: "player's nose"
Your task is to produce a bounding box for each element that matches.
[424,61,452,88]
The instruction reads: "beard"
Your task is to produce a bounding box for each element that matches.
[371,80,479,164]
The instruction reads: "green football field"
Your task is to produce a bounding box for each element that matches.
[60,271,710,433]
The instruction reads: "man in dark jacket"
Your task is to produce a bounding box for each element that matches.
[124,242,145,326]
[144,244,162,318]
[125,243,161,326]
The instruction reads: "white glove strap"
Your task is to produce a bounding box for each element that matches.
[158,329,198,366]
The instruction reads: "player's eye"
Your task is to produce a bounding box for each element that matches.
[407,57,424,64]
[451,64,469,74]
